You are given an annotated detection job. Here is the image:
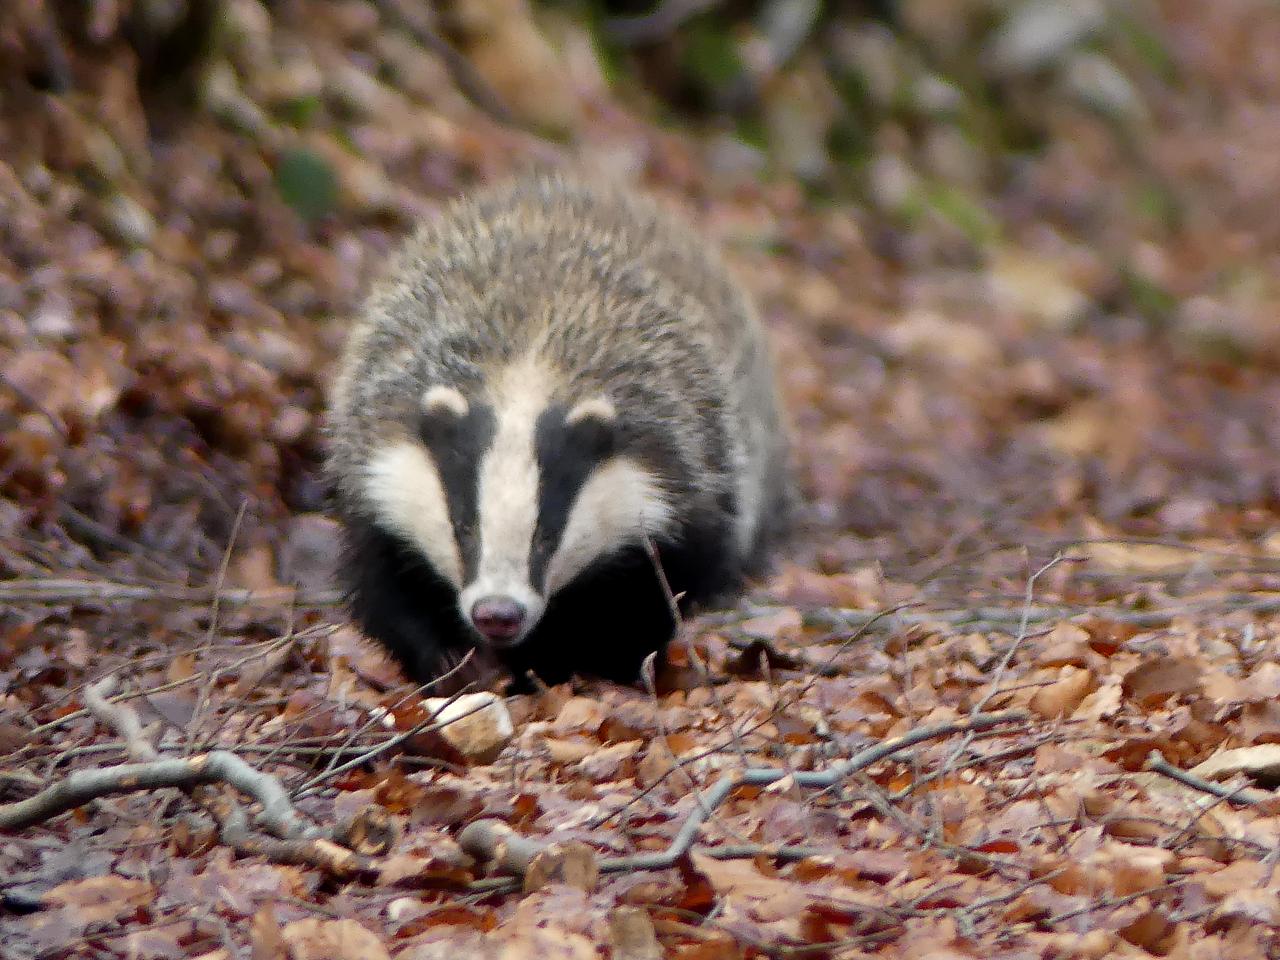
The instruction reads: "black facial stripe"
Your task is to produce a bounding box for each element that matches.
[418,398,495,580]
[530,404,617,590]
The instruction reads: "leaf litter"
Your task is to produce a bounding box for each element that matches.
[5,1,1280,957]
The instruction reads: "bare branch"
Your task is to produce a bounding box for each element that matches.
[0,577,341,606]
[371,0,517,126]
[463,710,1027,880]
[1144,751,1273,806]
[0,751,315,836]
[606,0,726,45]
[83,677,157,761]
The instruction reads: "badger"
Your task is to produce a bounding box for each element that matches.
[325,172,789,688]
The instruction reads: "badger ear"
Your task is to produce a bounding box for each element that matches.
[421,385,469,418]
[565,396,615,427]
[565,396,617,459]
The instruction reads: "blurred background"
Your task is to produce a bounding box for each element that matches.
[3,0,1280,621]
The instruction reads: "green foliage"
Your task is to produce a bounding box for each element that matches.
[279,94,322,128]
[1121,267,1177,326]
[274,147,337,223]
[899,181,1000,247]
[682,20,747,102]
[1113,12,1177,82]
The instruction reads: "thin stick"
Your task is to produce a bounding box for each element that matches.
[371,0,517,125]
[0,751,315,836]
[291,673,493,797]
[0,578,341,606]
[465,710,1026,878]
[83,677,157,761]
[1144,752,1272,806]
[974,554,1073,716]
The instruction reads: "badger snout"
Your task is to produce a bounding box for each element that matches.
[469,595,527,646]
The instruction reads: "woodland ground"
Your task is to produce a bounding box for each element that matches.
[5,1,1280,957]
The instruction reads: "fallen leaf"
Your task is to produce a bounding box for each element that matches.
[1121,657,1202,705]
[1212,889,1280,926]
[524,841,599,893]
[43,876,153,925]
[1201,860,1267,899]
[250,904,288,960]
[553,696,606,733]
[738,607,803,641]
[1030,666,1094,718]
[1191,745,1280,786]
[279,918,391,960]
[609,906,662,960]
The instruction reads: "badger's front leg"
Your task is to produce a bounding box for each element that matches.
[342,522,473,685]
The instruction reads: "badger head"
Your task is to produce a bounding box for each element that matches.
[359,357,676,648]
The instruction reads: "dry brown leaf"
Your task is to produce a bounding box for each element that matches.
[1200,670,1251,702]
[1036,622,1093,667]
[1096,846,1173,896]
[552,696,606,733]
[1213,888,1280,926]
[576,739,642,780]
[1191,745,1280,785]
[1083,539,1196,574]
[636,742,676,788]
[689,853,802,904]
[1243,661,1280,700]
[250,904,288,960]
[1116,906,1175,953]
[523,841,599,893]
[1030,666,1094,718]
[543,736,596,764]
[279,918,391,960]
[1073,679,1123,722]
[738,607,803,641]
[1121,657,1202,705]
[608,906,662,960]
[375,853,472,889]
[1201,860,1268,898]
[1239,700,1280,744]
[167,651,198,684]
[43,876,153,925]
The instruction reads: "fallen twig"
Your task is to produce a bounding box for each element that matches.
[83,677,157,761]
[465,710,1028,879]
[371,0,516,125]
[28,627,332,738]
[15,675,388,878]
[0,750,313,835]
[292,665,493,796]
[460,819,599,894]
[972,555,1071,715]
[1144,751,1273,806]
[605,0,725,45]
[615,709,1026,870]
[201,791,378,881]
[0,577,341,606]
[736,590,1280,636]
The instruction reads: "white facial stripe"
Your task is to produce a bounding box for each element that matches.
[566,395,616,425]
[460,357,551,636]
[544,458,675,594]
[422,384,468,417]
[363,440,464,587]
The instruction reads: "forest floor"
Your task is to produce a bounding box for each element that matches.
[5,2,1280,958]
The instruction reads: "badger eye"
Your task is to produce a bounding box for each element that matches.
[570,415,616,459]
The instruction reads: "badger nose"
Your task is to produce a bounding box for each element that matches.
[470,595,526,644]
